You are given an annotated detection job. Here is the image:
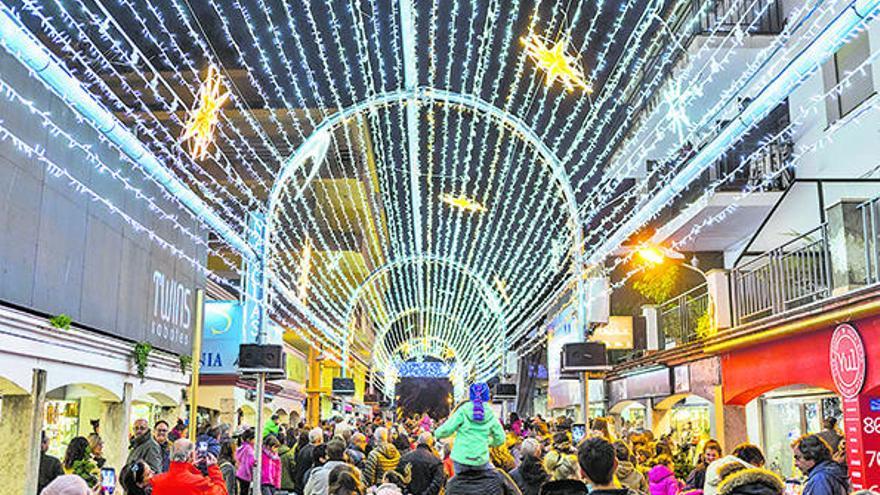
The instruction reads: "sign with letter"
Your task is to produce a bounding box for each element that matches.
[830,323,866,399]
[593,316,634,349]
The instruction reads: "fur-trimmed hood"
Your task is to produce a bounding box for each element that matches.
[718,468,784,495]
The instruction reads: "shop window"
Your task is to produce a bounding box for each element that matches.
[823,30,874,124]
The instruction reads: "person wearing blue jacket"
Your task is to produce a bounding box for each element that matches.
[792,434,849,495]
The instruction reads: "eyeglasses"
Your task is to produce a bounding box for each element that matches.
[793,454,806,461]
[155,428,169,433]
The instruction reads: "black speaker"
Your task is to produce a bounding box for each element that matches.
[238,344,285,373]
[561,342,609,371]
[493,383,517,400]
[332,377,356,396]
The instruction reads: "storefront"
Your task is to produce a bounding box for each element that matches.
[721,317,880,489]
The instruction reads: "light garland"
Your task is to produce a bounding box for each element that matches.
[182,65,230,161]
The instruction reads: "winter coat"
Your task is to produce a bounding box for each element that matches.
[38,453,65,494]
[150,462,228,495]
[158,441,171,473]
[263,418,280,439]
[509,455,549,495]
[293,443,318,494]
[279,444,297,491]
[617,461,649,494]
[445,467,522,495]
[686,466,708,491]
[538,479,588,495]
[196,434,222,459]
[304,460,349,495]
[803,461,848,495]
[363,442,401,487]
[219,460,237,495]
[398,444,446,495]
[235,442,256,482]
[717,468,784,495]
[648,465,683,495]
[127,433,164,474]
[703,456,754,495]
[435,402,505,467]
[261,449,281,489]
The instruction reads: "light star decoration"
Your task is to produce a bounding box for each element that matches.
[522,33,591,93]
[182,65,230,160]
[439,193,486,213]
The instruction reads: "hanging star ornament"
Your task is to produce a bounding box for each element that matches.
[439,193,486,213]
[522,33,591,93]
[181,65,230,160]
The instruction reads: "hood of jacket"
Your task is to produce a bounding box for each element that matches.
[718,468,784,495]
[648,465,675,484]
[374,442,401,462]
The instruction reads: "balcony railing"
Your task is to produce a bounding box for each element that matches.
[658,283,710,349]
[860,196,880,284]
[682,0,786,36]
[731,225,832,325]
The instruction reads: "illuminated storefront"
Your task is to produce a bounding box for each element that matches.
[721,318,880,489]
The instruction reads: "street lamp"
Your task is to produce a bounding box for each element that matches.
[633,244,706,280]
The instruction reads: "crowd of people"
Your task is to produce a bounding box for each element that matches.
[36,384,871,495]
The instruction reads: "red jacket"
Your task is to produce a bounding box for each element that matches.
[150,462,228,495]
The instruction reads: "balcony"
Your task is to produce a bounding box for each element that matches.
[658,283,710,349]
[645,193,880,356]
[731,225,831,325]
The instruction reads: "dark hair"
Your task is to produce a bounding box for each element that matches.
[327,438,346,461]
[732,443,765,467]
[613,441,632,462]
[577,437,616,485]
[792,434,832,463]
[122,460,150,495]
[219,439,235,463]
[823,417,837,429]
[155,420,169,429]
[63,436,91,469]
[265,435,281,448]
[240,428,256,442]
[312,444,328,466]
[297,431,310,449]
[590,418,611,438]
[329,464,363,495]
[703,440,723,456]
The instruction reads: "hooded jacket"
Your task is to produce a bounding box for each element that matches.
[509,455,549,495]
[279,444,297,490]
[648,465,683,495]
[261,449,281,489]
[445,467,522,495]
[363,442,401,487]
[235,442,256,482]
[617,460,649,494]
[703,456,754,495]
[803,461,848,495]
[717,468,784,495]
[435,402,505,467]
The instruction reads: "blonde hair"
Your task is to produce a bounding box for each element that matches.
[543,450,579,481]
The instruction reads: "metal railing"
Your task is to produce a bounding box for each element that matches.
[731,225,832,325]
[686,0,786,36]
[658,283,710,349]
[860,195,880,283]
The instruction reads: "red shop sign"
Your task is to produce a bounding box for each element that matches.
[830,323,866,400]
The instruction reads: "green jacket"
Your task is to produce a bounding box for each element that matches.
[435,402,505,467]
[279,445,296,491]
[263,418,280,438]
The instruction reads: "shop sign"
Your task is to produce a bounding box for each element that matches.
[201,301,244,374]
[829,323,866,400]
[593,316,634,349]
[150,270,193,348]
